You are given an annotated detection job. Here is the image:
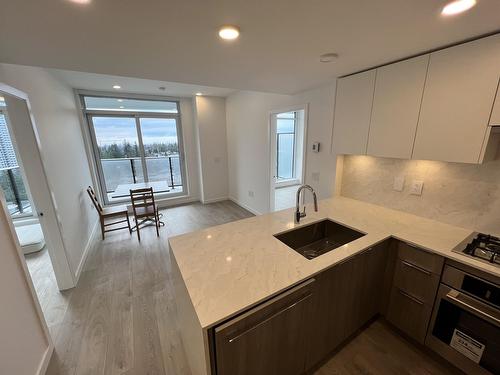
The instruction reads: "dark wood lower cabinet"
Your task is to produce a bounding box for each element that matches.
[214,279,315,375]
[212,240,391,375]
[306,241,389,368]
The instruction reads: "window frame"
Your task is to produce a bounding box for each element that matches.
[78,91,188,206]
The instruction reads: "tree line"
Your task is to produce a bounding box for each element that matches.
[99,140,179,159]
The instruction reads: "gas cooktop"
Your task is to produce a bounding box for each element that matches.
[453,233,500,266]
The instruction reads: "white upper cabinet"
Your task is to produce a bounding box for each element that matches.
[367,55,429,159]
[490,81,500,125]
[412,35,500,163]
[332,70,376,155]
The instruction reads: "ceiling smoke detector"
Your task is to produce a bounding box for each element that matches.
[319,53,339,63]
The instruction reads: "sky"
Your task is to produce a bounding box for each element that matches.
[92,117,178,146]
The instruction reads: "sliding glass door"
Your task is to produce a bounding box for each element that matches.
[139,117,182,188]
[82,95,186,204]
[90,116,144,195]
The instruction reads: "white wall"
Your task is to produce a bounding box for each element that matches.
[194,96,229,203]
[0,192,52,375]
[226,83,337,214]
[0,63,97,283]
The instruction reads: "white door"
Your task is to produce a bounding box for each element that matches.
[269,107,307,212]
[1,87,74,290]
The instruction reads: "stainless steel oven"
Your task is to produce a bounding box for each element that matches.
[426,262,500,375]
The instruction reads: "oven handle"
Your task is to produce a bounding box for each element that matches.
[445,290,500,327]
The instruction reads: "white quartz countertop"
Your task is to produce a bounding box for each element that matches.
[169,197,500,329]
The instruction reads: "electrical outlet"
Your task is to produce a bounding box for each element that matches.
[311,172,320,182]
[248,190,254,198]
[410,180,424,196]
[393,176,405,192]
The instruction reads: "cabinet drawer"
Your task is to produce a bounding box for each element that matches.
[393,259,440,305]
[397,242,444,274]
[386,286,433,344]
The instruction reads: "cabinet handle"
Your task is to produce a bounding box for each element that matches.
[401,260,431,276]
[398,289,424,305]
[404,242,421,250]
[446,291,500,327]
[228,293,312,343]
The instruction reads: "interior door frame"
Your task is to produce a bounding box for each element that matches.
[0,83,75,290]
[268,104,309,212]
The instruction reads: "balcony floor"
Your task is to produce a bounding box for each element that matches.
[107,185,185,204]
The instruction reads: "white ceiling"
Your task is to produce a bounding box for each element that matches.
[1,0,499,94]
[51,68,236,97]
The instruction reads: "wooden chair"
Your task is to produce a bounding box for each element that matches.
[86,186,132,240]
[129,187,160,241]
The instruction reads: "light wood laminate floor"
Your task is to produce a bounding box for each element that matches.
[26,200,458,375]
[314,319,460,375]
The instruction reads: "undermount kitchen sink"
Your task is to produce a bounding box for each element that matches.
[274,219,366,260]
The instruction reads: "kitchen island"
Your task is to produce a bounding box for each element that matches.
[169,196,499,375]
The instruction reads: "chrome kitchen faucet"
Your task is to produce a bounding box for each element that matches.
[295,184,318,223]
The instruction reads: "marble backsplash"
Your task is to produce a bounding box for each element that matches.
[340,155,500,236]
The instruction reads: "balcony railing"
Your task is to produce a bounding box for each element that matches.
[0,166,32,216]
[101,155,183,193]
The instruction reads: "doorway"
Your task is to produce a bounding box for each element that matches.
[269,106,307,211]
[1,83,78,344]
[0,91,70,338]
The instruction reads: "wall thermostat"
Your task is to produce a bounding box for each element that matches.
[312,142,320,153]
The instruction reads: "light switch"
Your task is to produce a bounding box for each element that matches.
[393,176,405,192]
[410,180,424,196]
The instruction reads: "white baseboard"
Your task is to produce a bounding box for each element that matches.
[156,196,200,209]
[37,343,54,375]
[228,196,262,216]
[75,218,99,283]
[201,196,229,204]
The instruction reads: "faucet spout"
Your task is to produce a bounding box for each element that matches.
[295,184,318,224]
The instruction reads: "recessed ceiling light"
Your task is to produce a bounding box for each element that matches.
[218,25,240,40]
[68,0,92,4]
[441,0,476,16]
[113,85,121,89]
[119,106,125,109]
[319,53,339,63]
[195,92,203,96]
[117,99,123,102]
